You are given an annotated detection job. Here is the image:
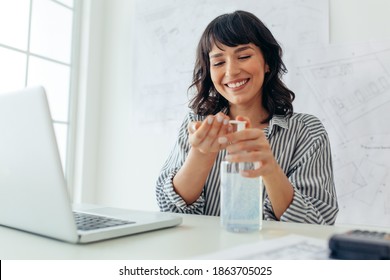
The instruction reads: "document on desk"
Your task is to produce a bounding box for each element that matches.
[196,235,330,260]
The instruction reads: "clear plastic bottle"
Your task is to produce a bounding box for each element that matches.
[220,121,263,232]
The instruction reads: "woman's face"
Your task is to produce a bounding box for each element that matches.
[209,42,269,108]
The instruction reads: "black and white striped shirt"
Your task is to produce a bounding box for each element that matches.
[156,111,339,225]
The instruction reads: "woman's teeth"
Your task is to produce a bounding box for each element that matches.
[227,79,248,88]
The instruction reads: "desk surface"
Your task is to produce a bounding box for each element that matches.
[0,213,385,260]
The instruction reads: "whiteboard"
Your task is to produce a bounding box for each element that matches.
[132,0,390,227]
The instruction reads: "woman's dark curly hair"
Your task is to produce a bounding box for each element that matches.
[188,10,295,123]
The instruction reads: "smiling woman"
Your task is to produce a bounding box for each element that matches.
[208,43,268,116]
[155,10,339,225]
[189,10,294,122]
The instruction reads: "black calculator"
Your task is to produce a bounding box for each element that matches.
[329,229,390,259]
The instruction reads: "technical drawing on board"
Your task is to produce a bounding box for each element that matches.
[296,46,390,227]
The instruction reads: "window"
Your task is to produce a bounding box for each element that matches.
[0,0,78,177]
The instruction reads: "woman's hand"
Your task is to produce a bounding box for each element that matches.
[218,116,278,178]
[188,112,230,154]
[218,116,294,219]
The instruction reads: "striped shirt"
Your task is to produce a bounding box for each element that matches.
[156,111,339,225]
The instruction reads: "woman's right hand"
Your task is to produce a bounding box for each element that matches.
[188,112,230,154]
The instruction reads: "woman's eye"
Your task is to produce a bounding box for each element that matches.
[212,61,225,67]
[239,55,251,60]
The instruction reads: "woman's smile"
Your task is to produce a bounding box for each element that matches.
[225,78,250,90]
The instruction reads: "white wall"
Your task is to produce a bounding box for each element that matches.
[330,0,390,43]
[78,0,390,212]
[71,0,105,203]
[77,0,163,210]
[93,0,160,210]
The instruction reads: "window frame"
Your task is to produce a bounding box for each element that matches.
[0,0,81,197]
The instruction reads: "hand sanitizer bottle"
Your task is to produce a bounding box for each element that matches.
[220,120,263,232]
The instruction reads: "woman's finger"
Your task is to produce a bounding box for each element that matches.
[189,116,214,146]
[199,113,228,150]
[188,121,201,134]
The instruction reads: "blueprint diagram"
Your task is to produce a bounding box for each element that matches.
[293,44,390,227]
[198,234,329,260]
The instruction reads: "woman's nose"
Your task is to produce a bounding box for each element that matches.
[225,59,241,77]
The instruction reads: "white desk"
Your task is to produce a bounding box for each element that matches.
[0,213,385,259]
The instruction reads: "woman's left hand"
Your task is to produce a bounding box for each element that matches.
[218,116,278,178]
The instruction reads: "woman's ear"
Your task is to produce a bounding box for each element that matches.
[265,64,270,73]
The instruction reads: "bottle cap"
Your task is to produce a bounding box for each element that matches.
[229,120,246,132]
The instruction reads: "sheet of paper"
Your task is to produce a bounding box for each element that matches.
[195,234,330,260]
[289,42,390,227]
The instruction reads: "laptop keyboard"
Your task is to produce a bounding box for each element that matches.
[73,211,135,231]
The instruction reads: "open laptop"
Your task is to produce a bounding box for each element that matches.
[0,86,182,243]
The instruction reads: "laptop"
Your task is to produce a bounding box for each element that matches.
[0,86,182,243]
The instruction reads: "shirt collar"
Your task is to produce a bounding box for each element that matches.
[265,114,289,138]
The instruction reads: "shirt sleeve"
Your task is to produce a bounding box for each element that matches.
[274,118,339,225]
[155,112,205,214]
